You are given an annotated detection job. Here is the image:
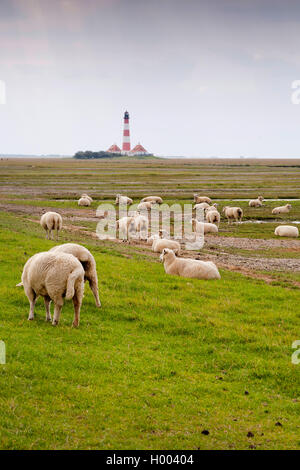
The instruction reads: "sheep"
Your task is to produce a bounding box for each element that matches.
[205,203,219,212]
[160,248,221,280]
[16,252,84,327]
[205,210,220,227]
[81,194,93,203]
[152,238,181,254]
[115,194,133,206]
[146,229,168,245]
[222,206,243,223]
[40,211,62,240]
[249,196,264,207]
[49,243,101,307]
[193,202,210,210]
[193,194,212,204]
[192,218,218,234]
[272,204,292,215]
[274,225,299,238]
[78,197,91,206]
[137,201,156,211]
[116,216,135,240]
[141,196,163,204]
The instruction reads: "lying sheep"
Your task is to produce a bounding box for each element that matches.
[193,202,210,210]
[206,210,220,227]
[40,211,62,240]
[160,248,221,280]
[249,196,264,207]
[272,204,292,215]
[141,196,163,204]
[194,194,212,204]
[274,225,299,238]
[152,238,181,254]
[49,243,101,307]
[222,206,243,223]
[115,194,133,206]
[192,218,218,234]
[147,229,168,245]
[137,201,156,211]
[16,252,84,327]
[78,197,91,206]
[81,194,93,203]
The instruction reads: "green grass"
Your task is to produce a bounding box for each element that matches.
[0,213,300,449]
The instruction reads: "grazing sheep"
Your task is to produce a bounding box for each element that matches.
[116,216,135,240]
[272,204,292,215]
[152,238,181,254]
[40,211,62,240]
[194,194,212,204]
[205,203,219,212]
[49,243,101,307]
[249,196,264,207]
[141,196,163,204]
[115,194,133,206]
[137,201,156,211]
[222,206,243,223]
[274,225,299,238]
[160,248,221,280]
[193,202,210,210]
[78,197,91,206]
[16,252,84,327]
[81,194,93,203]
[206,210,220,227]
[192,218,218,234]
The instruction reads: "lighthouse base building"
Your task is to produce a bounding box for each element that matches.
[107,111,151,156]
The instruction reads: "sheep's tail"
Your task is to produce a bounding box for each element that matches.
[66,267,83,300]
[16,281,23,287]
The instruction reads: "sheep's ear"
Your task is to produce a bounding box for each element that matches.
[174,249,179,255]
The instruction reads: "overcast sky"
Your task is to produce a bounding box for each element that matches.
[1,0,300,157]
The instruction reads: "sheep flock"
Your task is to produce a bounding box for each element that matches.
[17,192,298,327]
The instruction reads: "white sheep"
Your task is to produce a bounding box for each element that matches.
[141,196,163,204]
[116,216,135,240]
[132,214,149,240]
[81,194,93,203]
[194,194,212,204]
[249,196,264,207]
[272,204,292,215]
[16,252,84,327]
[49,243,101,307]
[193,202,211,210]
[222,206,243,223]
[40,211,62,240]
[146,229,168,245]
[152,238,181,254]
[205,210,220,227]
[274,225,299,238]
[78,197,91,206]
[160,248,221,280]
[137,201,156,211]
[192,218,218,234]
[115,194,133,205]
[205,203,219,212]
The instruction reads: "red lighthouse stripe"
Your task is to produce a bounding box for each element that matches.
[123,143,130,151]
[124,119,129,124]
[123,130,129,136]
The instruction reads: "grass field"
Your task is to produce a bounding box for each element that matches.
[0,158,299,450]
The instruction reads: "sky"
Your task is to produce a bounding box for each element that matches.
[1,0,300,157]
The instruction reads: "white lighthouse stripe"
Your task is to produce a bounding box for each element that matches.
[123,136,130,143]
[123,123,129,130]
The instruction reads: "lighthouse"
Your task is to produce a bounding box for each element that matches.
[122,110,131,153]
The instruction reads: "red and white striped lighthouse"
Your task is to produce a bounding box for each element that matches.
[122,110,131,153]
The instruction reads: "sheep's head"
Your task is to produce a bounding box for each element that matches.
[193,194,199,202]
[287,204,292,209]
[160,248,176,262]
[115,194,120,204]
[222,206,228,213]
[258,196,264,201]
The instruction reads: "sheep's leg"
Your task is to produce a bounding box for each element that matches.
[52,301,63,326]
[45,229,48,239]
[72,293,82,328]
[27,289,37,320]
[44,296,52,322]
[56,229,59,241]
[89,278,101,308]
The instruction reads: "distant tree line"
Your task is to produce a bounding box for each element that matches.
[73,150,121,159]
